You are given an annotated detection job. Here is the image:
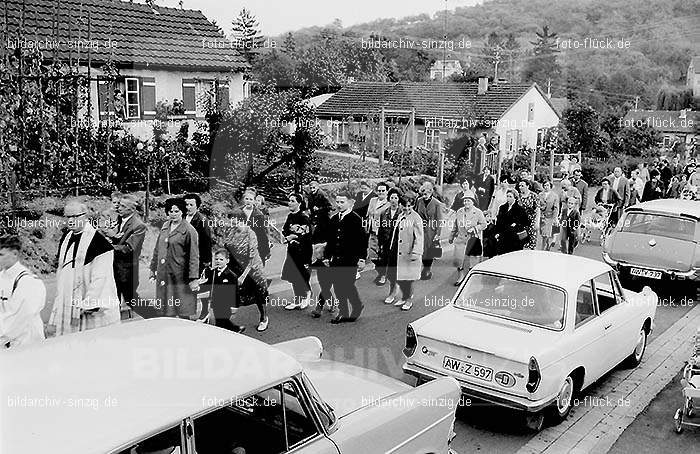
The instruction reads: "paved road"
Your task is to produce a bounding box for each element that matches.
[36,220,697,453]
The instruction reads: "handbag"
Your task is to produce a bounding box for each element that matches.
[464,236,483,256]
[428,238,443,258]
[516,230,529,242]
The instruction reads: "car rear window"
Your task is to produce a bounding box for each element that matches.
[620,213,697,242]
[453,272,566,330]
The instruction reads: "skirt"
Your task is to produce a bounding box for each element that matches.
[452,236,482,267]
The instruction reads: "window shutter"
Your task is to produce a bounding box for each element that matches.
[98,80,112,120]
[516,129,523,151]
[217,82,230,111]
[142,77,156,119]
[182,79,196,119]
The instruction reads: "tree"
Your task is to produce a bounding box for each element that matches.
[230,8,265,60]
[522,25,561,88]
[282,32,296,54]
[612,123,660,158]
[559,100,607,159]
[656,86,695,110]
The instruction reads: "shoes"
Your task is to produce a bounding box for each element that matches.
[401,300,413,311]
[311,311,321,318]
[384,294,397,304]
[356,271,361,280]
[330,316,354,324]
[235,326,246,334]
[299,296,311,310]
[285,301,300,310]
[375,275,386,286]
[454,279,464,286]
[394,299,405,307]
[420,271,432,280]
[256,317,269,331]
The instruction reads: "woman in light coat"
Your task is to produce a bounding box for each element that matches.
[449,195,486,285]
[384,191,424,311]
[538,179,560,251]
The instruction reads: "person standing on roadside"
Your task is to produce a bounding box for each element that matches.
[184,193,212,273]
[0,235,46,348]
[108,194,146,310]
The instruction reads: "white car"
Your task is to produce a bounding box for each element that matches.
[403,251,658,430]
[1,318,461,454]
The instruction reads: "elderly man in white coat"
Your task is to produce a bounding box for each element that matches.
[0,235,46,349]
[48,199,120,336]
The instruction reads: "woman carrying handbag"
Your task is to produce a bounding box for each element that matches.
[449,195,487,285]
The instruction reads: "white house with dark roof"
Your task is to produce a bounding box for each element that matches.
[4,0,249,139]
[315,78,560,168]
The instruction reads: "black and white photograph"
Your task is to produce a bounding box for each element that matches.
[1,0,699,453]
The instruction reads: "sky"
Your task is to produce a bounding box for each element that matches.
[158,0,481,36]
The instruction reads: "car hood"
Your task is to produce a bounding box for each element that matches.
[607,231,695,271]
[413,305,562,363]
[301,358,411,417]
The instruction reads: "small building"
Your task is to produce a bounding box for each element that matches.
[687,57,700,97]
[430,60,463,80]
[622,109,699,151]
[4,0,249,140]
[315,79,560,171]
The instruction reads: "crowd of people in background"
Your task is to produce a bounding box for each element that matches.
[1,152,699,346]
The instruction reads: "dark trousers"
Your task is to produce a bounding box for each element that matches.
[561,231,578,254]
[313,265,336,312]
[331,265,363,319]
[421,258,434,272]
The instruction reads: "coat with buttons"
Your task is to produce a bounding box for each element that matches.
[390,210,424,281]
[150,220,200,285]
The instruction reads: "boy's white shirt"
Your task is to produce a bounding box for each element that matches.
[0,261,46,348]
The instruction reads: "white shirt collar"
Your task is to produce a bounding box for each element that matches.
[0,261,27,282]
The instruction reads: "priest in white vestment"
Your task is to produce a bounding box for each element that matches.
[48,200,120,336]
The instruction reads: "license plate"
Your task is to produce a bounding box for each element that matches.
[630,268,662,279]
[443,356,493,381]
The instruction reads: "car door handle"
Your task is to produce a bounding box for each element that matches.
[604,324,612,330]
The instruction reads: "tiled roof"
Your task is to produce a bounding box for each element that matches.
[622,110,700,134]
[3,0,248,71]
[316,81,554,123]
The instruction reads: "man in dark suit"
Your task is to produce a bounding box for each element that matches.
[184,193,212,273]
[306,179,333,242]
[323,192,367,323]
[475,167,495,212]
[108,194,146,309]
[353,180,376,220]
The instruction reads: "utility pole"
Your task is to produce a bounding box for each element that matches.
[493,45,502,82]
[634,96,639,110]
[442,0,448,81]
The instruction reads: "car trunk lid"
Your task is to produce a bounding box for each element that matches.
[608,232,694,271]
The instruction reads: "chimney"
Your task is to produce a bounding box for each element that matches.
[478,77,488,95]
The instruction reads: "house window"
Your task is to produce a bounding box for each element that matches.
[528,102,535,122]
[425,128,440,150]
[243,80,251,99]
[125,77,140,119]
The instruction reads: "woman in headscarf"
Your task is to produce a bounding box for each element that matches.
[225,215,269,331]
[494,189,528,254]
[517,179,539,250]
[449,194,486,285]
[280,193,313,310]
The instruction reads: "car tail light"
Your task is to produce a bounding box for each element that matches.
[403,325,417,357]
[526,356,541,393]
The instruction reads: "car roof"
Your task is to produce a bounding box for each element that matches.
[472,250,611,291]
[0,318,302,454]
[629,199,700,218]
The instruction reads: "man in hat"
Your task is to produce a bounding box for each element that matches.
[48,199,121,336]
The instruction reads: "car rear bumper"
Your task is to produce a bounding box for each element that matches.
[602,253,699,281]
[403,362,555,413]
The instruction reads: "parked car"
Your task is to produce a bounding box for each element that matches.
[402,251,658,431]
[1,318,461,454]
[602,199,700,289]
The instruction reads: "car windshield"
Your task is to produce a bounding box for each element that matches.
[620,213,697,242]
[453,272,566,330]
